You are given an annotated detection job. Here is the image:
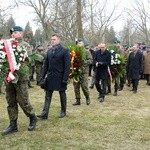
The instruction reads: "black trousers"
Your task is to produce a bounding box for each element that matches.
[95,79,107,98]
[45,90,67,113]
[131,79,139,91]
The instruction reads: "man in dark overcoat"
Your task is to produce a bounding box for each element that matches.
[37,34,70,118]
[127,44,143,93]
[94,43,111,102]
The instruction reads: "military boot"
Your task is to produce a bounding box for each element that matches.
[72,98,81,105]
[37,92,52,119]
[86,96,90,105]
[28,115,37,131]
[1,120,18,135]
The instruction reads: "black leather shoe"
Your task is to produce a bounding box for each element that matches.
[59,112,66,118]
[99,98,104,103]
[1,122,18,135]
[28,116,37,131]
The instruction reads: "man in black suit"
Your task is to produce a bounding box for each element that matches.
[37,34,70,118]
[94,43,111,102]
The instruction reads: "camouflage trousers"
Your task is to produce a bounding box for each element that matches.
[35,64,43,84]
[73,73,89,99]
[5,81,35,121]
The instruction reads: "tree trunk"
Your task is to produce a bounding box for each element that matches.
[76,0,83,39]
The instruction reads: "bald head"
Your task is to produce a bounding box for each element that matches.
[98,43,106,51]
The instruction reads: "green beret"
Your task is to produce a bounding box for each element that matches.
[37,44,43,47]
[76,38,84,42]
[114,40,120,44]
[85,43,89,47]
[10,26,23,34]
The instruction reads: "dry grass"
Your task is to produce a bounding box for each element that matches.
[0,79,150,150]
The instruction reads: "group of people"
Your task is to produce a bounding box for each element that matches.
[0,25,149,136]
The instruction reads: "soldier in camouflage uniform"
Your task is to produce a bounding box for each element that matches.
[73,39,93,105]
[1,26,37,135]
[34,45,46,85]
[25,38,34,88]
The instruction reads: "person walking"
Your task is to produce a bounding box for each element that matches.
[34,45,46,85]
[94,43,111,102]
[143,47,150,86]
[37,34,70,119]
[72,38,93,105]
[127,44,143,93]
[1,26,37,135]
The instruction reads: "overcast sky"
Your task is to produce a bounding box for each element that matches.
[1,0,149,33]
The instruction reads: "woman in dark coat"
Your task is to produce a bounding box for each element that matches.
[127,44,143,93]
[37,34,70,119]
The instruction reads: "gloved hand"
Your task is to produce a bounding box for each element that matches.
[39,78,46,89]
[96,62,103,67]
[62,80,68,84]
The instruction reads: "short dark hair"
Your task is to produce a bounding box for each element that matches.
[51,33,61,39]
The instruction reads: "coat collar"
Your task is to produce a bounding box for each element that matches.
[51,44,62,56]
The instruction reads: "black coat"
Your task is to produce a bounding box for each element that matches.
[41,44,70,91]
[94,50,111,79]
[127,51,143,79]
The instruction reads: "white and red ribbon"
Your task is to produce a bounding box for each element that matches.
[3,40,17,82]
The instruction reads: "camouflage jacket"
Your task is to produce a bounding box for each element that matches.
[82,49,93,74]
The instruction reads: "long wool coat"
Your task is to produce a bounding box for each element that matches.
[41,44,70,91]
[143,51,150,74]
[94,50,111,80]
[127,51,143,79]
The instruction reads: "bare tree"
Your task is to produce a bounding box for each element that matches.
[126,0,150,43]
[50,0,77,42]
[0,3,16,38]
[76,0,83,38]
[83,0,121,45]
[119,19,137,46]
[17,0,65,40]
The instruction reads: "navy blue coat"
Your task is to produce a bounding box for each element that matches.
[94,50,111,79]
[41,44,70,91]
[127,51,143,79]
